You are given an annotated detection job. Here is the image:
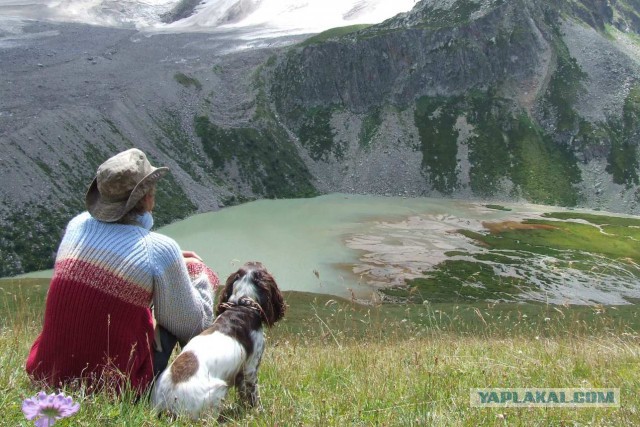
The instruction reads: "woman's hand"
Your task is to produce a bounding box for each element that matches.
[182,250,203,263]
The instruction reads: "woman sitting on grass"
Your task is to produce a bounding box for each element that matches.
[26,148,219,393]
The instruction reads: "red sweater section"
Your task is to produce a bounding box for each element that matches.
[26,263,154,393]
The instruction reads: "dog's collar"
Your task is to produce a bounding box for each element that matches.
[218,297,268,323]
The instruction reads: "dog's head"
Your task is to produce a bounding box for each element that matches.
[216,262,286,327]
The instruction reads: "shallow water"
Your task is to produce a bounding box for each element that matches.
[157,194,553,298]
[17,194,640,304]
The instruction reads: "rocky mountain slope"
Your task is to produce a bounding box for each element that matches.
[1,0,639,275]
[267,0,640,205]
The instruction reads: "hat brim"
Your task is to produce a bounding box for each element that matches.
[86,166,169,222]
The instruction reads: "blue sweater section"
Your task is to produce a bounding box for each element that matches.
[56,212,216,342]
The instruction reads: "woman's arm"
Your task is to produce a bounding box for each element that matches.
[150,234,219,343]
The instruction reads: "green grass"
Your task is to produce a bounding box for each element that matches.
[1,279,639,425]
[542,32,587,132]
[194,116,317,198]
[150,109,208,183]
[412,0,485,30]
[297,106,344,161]
[606,84,640,187]
[414,96,462,195]
[358,107,382,148]
[299,25,371,47]
[174,72,202,90]
[394,211,640,305]
[465,214,640,262]
[413,91,581,204]
[0,203,81,277]
[485,204,512,211]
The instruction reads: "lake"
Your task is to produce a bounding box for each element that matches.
[17,194,640,304]
[156,194,556,299]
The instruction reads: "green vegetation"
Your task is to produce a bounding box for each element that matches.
[572,83,640,188]
[606,84,640,187]
[484,204,512,211]
[414,96,461,194]
[151,110,208,183]
[358,107,382,148]
[0,203,80,276]
[103,118,134,146]
[464,216,640,262]
[542,33,587,132]
[152,173,198,228]
[194,116,317,198]
[174,72,202,90]
[414,91,581,204]
[397,259,533,302]
[507,115,581,205]
[465,91,512,197]
[1,280,639,425]
[415,0,485,29]
[391,212,640,305]
[299,24,371,47]
[0,174,195,276]
[298,106,345,161]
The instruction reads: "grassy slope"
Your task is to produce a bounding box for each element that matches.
[394,212,640,304]
[1,280,639,425]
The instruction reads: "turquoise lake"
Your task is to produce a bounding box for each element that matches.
[18,194,640,304]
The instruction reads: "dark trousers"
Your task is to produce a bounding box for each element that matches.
[152,326,181,378]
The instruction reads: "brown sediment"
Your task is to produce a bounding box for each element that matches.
[482,221,558,234]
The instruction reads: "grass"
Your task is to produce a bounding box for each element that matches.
[391,211,640,305]
[412,0,485,30]
[0,203,81,277]
[1,278,639,425]
[194,116,317,198]
[485,204,512,211]
[299,25,371,47]
[297,106,344,161]
[414,96,462,195]
[413,91,581,204]
[469,214,640,262]
[358,107,382,149]
[174,73,202,91]
[605,84,640,187]
[541,30,587,132]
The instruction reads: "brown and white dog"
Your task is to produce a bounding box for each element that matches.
[151,262,286,419]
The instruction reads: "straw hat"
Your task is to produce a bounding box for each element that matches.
[85,148,168,222]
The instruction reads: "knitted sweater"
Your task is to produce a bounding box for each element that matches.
[26,212,219,392]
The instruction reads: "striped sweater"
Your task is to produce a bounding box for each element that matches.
[26,212,219,392]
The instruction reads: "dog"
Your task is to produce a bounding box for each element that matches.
[151,261,286,419]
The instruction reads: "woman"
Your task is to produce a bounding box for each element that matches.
[26,148,219,393]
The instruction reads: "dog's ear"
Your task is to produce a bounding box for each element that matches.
[262,272,286,327]
[215,270,241,316]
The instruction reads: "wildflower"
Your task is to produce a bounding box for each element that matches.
[22,391,80,426]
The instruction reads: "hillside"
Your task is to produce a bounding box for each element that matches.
[1,279,639,424]
[1,0,640,275]
[267,0,640,207]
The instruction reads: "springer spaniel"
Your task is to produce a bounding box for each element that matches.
[151,262,286,419]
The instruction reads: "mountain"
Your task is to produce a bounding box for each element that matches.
[0,0,417,36]
[1,0,639,275]
[267,0,640,205]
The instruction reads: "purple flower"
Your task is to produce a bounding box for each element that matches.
[22,391,80,426]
